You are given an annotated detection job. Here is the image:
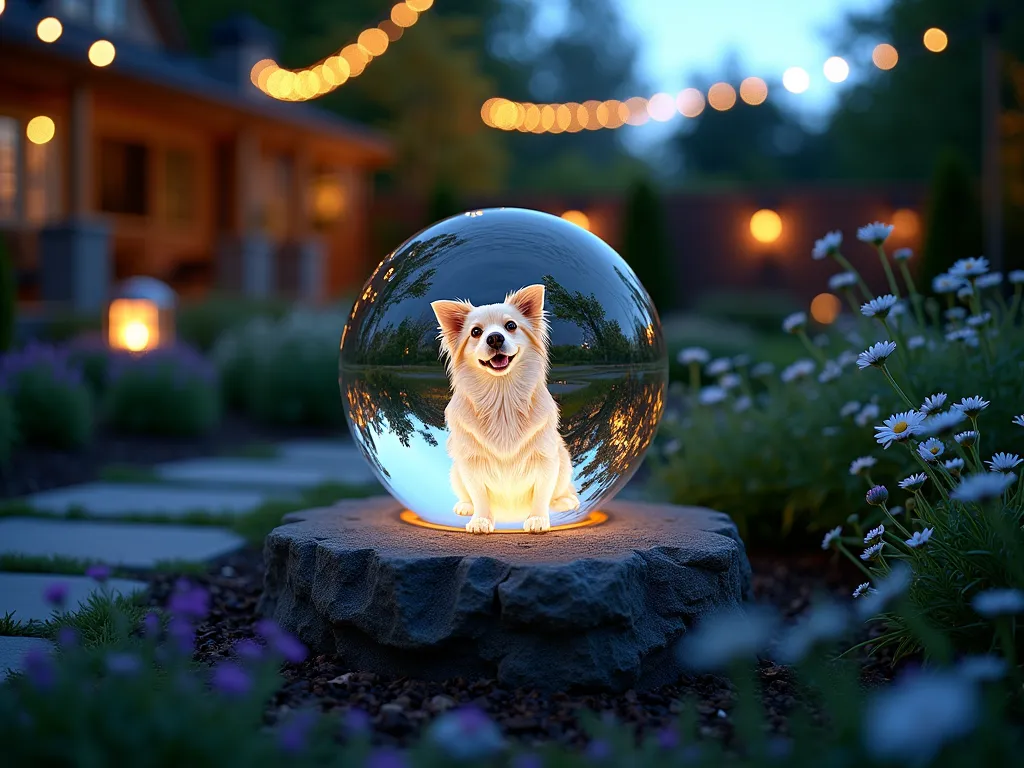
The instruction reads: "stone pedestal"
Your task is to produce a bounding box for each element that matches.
[260,497,752,692]
[38,218,112,312]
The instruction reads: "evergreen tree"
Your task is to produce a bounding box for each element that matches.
[921,150,984,288]
[619,179,675,315]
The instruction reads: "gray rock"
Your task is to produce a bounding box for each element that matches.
[260,497,751,692]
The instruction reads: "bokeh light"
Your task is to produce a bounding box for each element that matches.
[647,92,676,122]
[923,28,948,53]
[872,43,898,71]
[749,209,783,243]
[892,208,921,239]
[739,77,768,106]
[358,28,389,56]
[88,40,116,67]
[823,56,849,83]
[560,210,590,231]
[676,88,705,118]
[391,2,418,27]
[707,82,737,112]
[406,0,434,10]
[624,96,649,125]
[36,17,63,43]
[782,67,810,94]
[810,293,841,325]
[26,116,55,145]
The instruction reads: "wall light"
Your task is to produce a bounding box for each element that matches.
[892,208,921,239]
[37,17,63,43]
[106,278,176,353]
[88,40,116,67]
[26,116,55,145]
[749,209,782,243]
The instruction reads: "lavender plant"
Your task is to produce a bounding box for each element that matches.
[0,342,94,448]
[104,344,221,437]
[0,390,14,462]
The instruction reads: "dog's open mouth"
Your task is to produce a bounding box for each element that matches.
[481,353,515,371]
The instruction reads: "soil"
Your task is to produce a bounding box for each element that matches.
[0,415,346,499]
[143,547,898,750]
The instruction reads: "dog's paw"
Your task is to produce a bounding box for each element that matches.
[523,515,551,534]
[466,516,495,534]
[453,501,474,516]
[550,493,580,512]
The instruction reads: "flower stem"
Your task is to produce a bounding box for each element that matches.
[836,541,875,579]
[879,364,915,409]
[876,245,901,298]
[832,252,873,301]
[897,261,926,329]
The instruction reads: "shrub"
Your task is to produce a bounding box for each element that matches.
[620,178,675,314]
[921,150,983,294]
[692,289,803,333]
[0,390,15,462]
[104,344,220,437]
[0,343,93,449]
[67,334,114,397]
[177,294,291,353]
[0,234,14,352]
[214,310,347,428]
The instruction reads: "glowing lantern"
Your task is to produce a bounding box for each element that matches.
[560,210,590,231]
[106,278,176,352]
[750,209,783,243]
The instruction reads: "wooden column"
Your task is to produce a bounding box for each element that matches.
[68,84,92,219]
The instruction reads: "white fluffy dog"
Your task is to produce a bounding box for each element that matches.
[431,284,580,534]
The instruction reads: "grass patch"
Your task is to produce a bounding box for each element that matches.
[221,442,280,459]
[150,559,211,576]
[0,553,96,575]
[45,591,151,649]
[0,500,40,519]
[97,464,164,484]
[0,611,45,638]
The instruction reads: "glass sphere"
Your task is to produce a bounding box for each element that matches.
[339,208,667,531]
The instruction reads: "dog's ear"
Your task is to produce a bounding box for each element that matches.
[431,299,473,352]
[506,284,545,326]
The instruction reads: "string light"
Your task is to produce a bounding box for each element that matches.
[253,1,433,101]
[782,67,810,94]
[872,43,899,70]
[923,28,948,53]
[26,116,55,145]
[823,56,849,83]
[739,77,768,106]
[88,40,116,67]
[37,17,63,43]
[707,82,737,111]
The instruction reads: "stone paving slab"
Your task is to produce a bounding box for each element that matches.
[0,518,244,568]
[276,439,365,465]
[20,483,268,517]
[156,456,374,490]
[0,636,53,679]
[0,573,148,623]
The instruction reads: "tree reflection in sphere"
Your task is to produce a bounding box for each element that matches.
[339,208,667,531]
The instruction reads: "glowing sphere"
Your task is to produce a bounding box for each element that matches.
[823,56,850,83]
[339,208,667,531]
[782,67,810,94]
[750,209,783,243]
[923,28,948,53]
[88,40,116,67]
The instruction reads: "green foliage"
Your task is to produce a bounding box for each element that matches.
[692,290,803,333]
[0,344,94,449]
[214,310,347,428]
[921,151,984,291]
[426,179,462,224]
[104,346,221,438]
[0,390,15,463]
[619,178,675,314]
[177,294,291,353]
[0,553,98,575]
[0,234,15,352]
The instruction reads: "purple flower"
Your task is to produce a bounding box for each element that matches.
[168,617,195,654]
[511,754,543,768]
[866,485,889,506]
[44,582,68,608]
[212,662,252,697]
[57,627,78,648]
[585,739,612,761]
[142,612,161,638]
[106,652,142,676]
[365,748,408,768]
[234,639,263,661]
[426,707,505,760]
[255,618,282,640]
[168,581,209,621]
[657,726,680,750]
[343,707,371,736]
[23,648,55,690]
[0,342,84,392]
[86,564,111,583]
[106,343,217,388]
[277,710,317,755]
[256,620,307,664]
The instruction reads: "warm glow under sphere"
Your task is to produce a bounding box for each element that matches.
[339,208,667,530]
[782,67,810,94]
[750,209,783,243]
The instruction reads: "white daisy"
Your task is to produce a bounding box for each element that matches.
[1014,415,1024,428]
[861,542,885,561]
[907,335,926,350]
[973,588,1024,617]
[856,562,912,620]
[821,526,842,550]
[958,655,1007,682]
[949,257,990,280]
[817,362,843,384]
[677,347,710,365]
[782,312,807,334]
[855,403,882,428]
[733,354,751,367]
[944,307,967,321]
[840,401,862,418]
[750,362,775,378]
[864,524,885,543]
[663,439,682,456]
[957,285,974,300]
[975,272,1002,289]
[950,473,1016,502]
[890,248,912,262]
[706,358,732,377]
[917,437,944,462]
[890,506,904,516]
[850,457,877,476]
[932,274,964,294]
[780,359,816,383]
[812,230,843,260]
[905,528,933,548]
[733,396,753,413]
[856,341,897,370]
[986,452,1022,473]
[966,312,992,328]
[953,396,989,418]
[898,473,927,491]
[861,294,899,319]
[857,222,894,245]
[719,373,741,391]
[698,386,728,406]
[944,458,965,474]
[945,327,979,345]
[919,393,947,415]
[852,583,875,599]
[828,272,858,290]
[874,410,926,448]
[953,430,978,446]
[920,409,967,436]
[1009,270,1024,285]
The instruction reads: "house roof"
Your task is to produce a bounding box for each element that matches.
[1,2,392,163]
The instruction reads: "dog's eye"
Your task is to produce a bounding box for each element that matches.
[470,327,483,337]
[504,321,517,331]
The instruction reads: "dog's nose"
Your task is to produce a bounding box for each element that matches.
[486,332,504,350]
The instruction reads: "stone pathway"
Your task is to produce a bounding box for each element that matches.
[1,436,364,677]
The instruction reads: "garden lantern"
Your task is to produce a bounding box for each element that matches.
[106,277,176,353]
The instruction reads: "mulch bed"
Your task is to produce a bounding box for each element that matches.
[143,547,898,750]
[0,416,345,499]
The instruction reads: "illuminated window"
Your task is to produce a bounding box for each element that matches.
[261,154,293,239]
[100,139,149,215]
[0,117,16,221]
[311,170,347,229]
[165,148,196,226]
